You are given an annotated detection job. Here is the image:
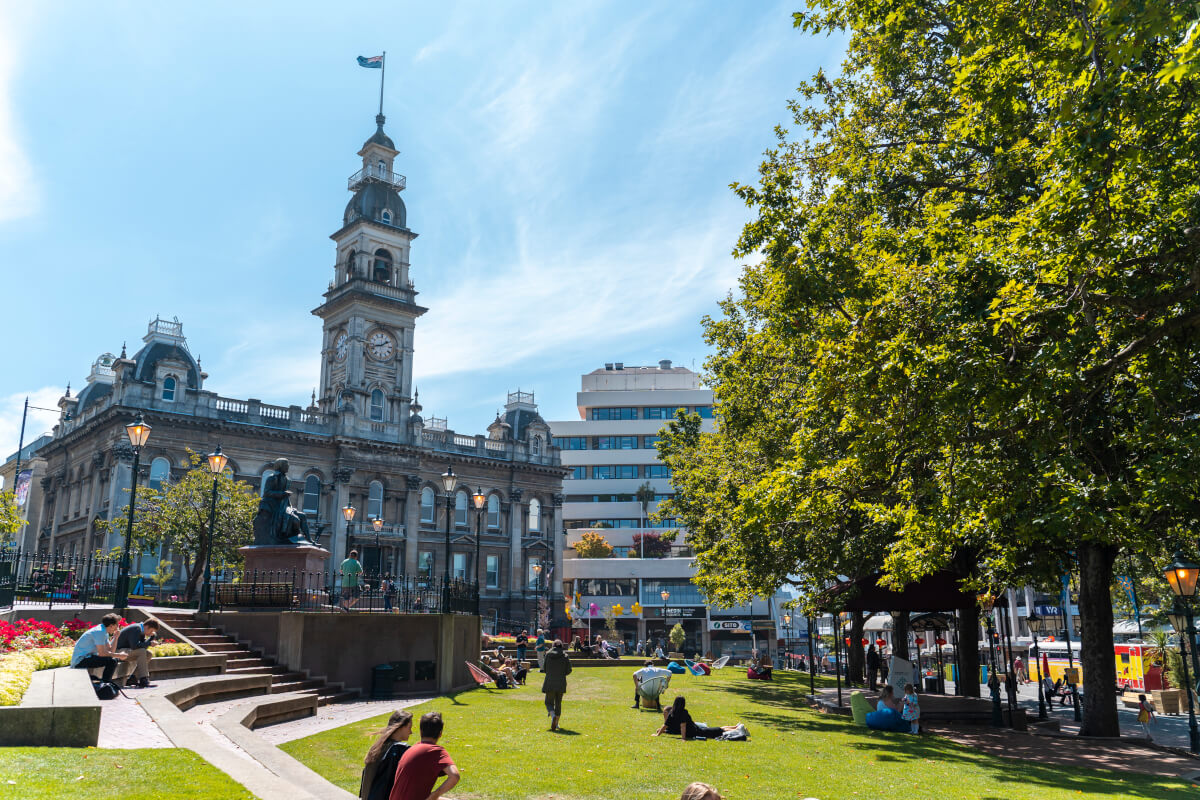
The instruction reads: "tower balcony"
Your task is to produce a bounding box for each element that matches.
[348,164,406,192]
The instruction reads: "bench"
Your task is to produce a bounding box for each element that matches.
[0,666,101,747]
[215,583,294,607]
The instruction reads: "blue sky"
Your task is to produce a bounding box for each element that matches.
[0,1,844,459]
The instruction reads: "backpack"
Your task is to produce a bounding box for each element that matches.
[92,679,123,700]
[718,723,749,741]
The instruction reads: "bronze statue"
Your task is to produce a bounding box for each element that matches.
[252,458,313,546]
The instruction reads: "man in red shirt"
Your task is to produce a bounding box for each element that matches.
[388,711,459,800]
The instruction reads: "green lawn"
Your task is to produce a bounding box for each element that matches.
[0,748,253,799]
[281,667,1193,800]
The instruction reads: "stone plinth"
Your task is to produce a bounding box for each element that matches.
[238,544,331,575]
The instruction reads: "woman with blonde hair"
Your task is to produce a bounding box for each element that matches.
[680,782,722,800]
[359,709,413,800]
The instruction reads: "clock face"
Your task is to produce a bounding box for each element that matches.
[367,330,394,361]
[334,332,349,361]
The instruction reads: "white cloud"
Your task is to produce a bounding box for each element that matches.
[0,2,37,223]
[0,386,63,465]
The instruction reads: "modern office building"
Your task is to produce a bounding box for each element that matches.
[551,362,784,656]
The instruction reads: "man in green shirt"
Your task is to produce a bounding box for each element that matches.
[340,549,363,611]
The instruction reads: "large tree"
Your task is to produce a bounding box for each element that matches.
[100,451,257,600]
[660,1,1200,735]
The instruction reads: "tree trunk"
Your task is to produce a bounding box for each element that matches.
[848,610,866,685]
[891,610,910,660]
[1078,542,1120,737]
[957,606,981,697]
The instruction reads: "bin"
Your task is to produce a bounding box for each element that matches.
[371,663,396,699]
[923,676,939,694]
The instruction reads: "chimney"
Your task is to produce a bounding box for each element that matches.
[658,359,672,370]
[604,363,614,371]
[614,362,624,370]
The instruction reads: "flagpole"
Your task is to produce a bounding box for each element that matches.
[379,51,386,117]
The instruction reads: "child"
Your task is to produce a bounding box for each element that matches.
[901,682,921,734]
[1137,694,1155,741]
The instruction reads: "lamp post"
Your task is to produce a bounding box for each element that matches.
[372,517,383,573]
[1026,612,1048,720]
[1164,551,1200,754]
[784,614,792,668]
[114,413,152,610]
[472,487,485,615]
[199,445,227,613]
[1059,604,1082,722]
[438,466,457,611]
[532,562,544,630]
[342,503,356,537]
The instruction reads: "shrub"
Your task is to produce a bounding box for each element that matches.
[0,646,73,706]
[575,532,613,558]
[631,532,671,558]
[149,642,195,657]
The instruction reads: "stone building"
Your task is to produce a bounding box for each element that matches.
[30,114,566,624]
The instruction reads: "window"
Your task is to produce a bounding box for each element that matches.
[373,248,393,284]
[643,406,686,420]
[591,465,638,480]
[531,435,542,455]
[148,458,171,491]
[641,579,706,606]
[418,551,433,578]
[455,490,468,527]
[577,578,637,596]
[161,376,176,402]
[643,436,661,449]
[590,407,637,420]
[420,488,435,523]
[592,466,612,480]
[485,555,499,588]
[368,481,383,520]
[345,249,357,281]
[552,437,588,450]
[487,494,500,529]
[370,389,385,421]
[377,158,386,175]
[339,391,355,411]
[381,209,392,224]
[527,498,541,532]
[302,475,320,514]
[452,553,467,580]
[593,436,637,450]
[645,465,672,479]
[567,466,586,480]
[693,406,714,419]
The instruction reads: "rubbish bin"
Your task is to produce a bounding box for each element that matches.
[980,665,988,685]
[923,675,939,694]
[371,663,396,699]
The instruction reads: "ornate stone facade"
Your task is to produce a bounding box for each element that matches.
[32,117,566,624]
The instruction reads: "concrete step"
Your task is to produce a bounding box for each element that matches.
[270,679,324,694]
[199,644,245,654]
[227,666,276,676]
[316,689,359,706]
[227,657,273,669]
[173,628,222,637]
[272,671,307,683]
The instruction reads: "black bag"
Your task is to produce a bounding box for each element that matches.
[92,679,122,700]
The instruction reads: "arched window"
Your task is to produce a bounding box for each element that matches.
[339,391,354,411]
[302,475,320,515]
[530,435,542,455]
[487,494,500,529]
[149,457,171,491]
[260,468,273,497]
[420,487,435,523]
[455,490,468,527]
[528,498,541,532]
[345,249,357,281]
[161,376,177,402]
[377,158,386,176]
[368,481,384,520]
[370,389,385,421]
[381,209,392,224]
[373,248,392,284]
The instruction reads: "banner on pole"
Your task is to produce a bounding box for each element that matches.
[14,470,31,507]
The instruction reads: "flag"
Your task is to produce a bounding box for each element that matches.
[14,470,31,507]
[1117,575,1138,613]
[357,55,384,69]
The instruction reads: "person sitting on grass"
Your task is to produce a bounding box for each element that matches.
[654,696,741,740]
[632,660,671,709]
[680,782,723,800]
[360,710,412,800]
[503,658,527,686]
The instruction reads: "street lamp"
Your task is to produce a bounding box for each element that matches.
[532,562,544,629]
[441,465,456,608]
[372,517,383,571]
[472,487,486,615]
[199,444,227,613]
[114,413,152,610]
[661,590,670,605]
[1026,611,1048,720]
[1164,550,1200,754]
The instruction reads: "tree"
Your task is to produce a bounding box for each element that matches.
[0,491,21,544]
[632,532,671,559]
[100,451,257,600]
[574,532,613,559]
[669,623,686,653]
[660,1,1200,736]
[153,560,174,603]
[635,481,655,555]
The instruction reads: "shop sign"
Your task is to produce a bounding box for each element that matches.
[653,606,704,619]
[710,620,753,632]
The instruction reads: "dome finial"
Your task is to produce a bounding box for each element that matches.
[120,341,127,359]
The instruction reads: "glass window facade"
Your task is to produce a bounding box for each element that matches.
[643,406,686,419]
[552,437,588,450]
[590,407,638,420]
[576,578,637,596]
[566,466,586,480]
[641,579,706,606]
[593,436,638,450]
[645,465,671,479]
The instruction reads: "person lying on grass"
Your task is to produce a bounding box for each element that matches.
[654,696,741,740]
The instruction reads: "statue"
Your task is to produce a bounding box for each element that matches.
[252,458,313,546]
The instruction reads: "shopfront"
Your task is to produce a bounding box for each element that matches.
[644,606,707,656]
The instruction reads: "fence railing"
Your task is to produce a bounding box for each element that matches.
[209,570,478,614]
[0,550,124,610]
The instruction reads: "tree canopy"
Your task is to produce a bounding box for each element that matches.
[659,0,1200,736]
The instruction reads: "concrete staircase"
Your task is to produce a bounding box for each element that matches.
[156,611,357,707]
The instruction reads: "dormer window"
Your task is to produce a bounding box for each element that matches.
[377,158,386,177]
[381,209,392,225]
[345,249,357,282]
[162,376,177,402]
[373,248,392,284]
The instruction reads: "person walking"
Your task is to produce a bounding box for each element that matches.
[540,638,572,731]
[340,550,363,611]
[535,629,548,668]
[1137,694,1155,741]
[866,644,880,690]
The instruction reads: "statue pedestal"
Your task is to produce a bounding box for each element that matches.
[239,544,331,576]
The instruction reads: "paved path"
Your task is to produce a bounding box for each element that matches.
[96,677,190,749]
[257,694,435,745]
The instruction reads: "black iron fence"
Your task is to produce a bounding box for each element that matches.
[209,569,478,614]
[0,550,123,610]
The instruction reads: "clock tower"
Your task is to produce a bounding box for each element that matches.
[313,114,426,441]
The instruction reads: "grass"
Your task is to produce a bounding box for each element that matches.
[280,667,1194,800]
[0,748,254,799]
